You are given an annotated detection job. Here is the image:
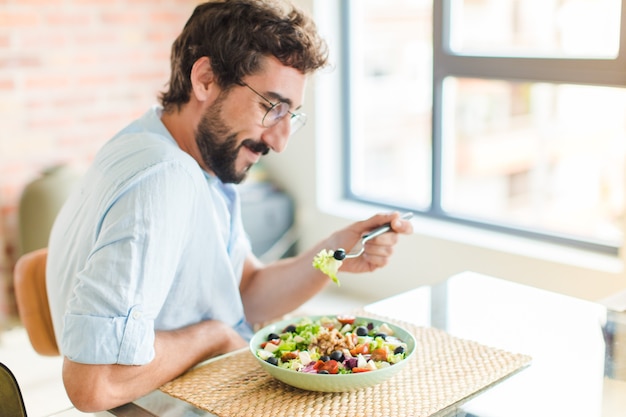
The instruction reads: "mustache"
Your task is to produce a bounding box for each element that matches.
[241,139,270,155]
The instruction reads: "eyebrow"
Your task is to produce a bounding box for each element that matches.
[263,90,302,111]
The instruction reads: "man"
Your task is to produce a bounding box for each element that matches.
[46,0,413,412]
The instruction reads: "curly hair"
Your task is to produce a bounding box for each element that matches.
[159,0,329,112]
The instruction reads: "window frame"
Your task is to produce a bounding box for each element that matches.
[341,0,626,255]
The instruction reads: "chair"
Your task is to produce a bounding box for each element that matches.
[0,362,28,417]
[13,247,59,356]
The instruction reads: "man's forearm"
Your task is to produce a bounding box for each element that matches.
[240,244,331,324]
[62,319,247,412]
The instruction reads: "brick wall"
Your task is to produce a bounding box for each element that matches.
[0,0,201,326]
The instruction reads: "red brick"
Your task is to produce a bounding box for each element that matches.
[18,33,68,49]
[81,111,128,125]
[151,50,172,62]
[0,185,22,204]
[150,12,186,25]
[125,0,168,4]
[0,55,41,69]
[51,95,98,108]
[13,0,63,5]
[24,75,71,90]
[77,74,120,86]
[0,78,14,90]
[0,35,10,48]
[100,11,144,25]
[27,115,74,130]
[74,0,118,4]
[73,53,100,66]
[46,12,93,26]
[0,205,17,219]
[0,12,40,27]
[128,70,167,82]
[146,29,181,43]
[74,32,118,46]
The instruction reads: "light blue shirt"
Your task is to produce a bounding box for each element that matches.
[47,106,252,366]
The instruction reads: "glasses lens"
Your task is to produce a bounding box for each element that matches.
[260,100,306,135]
[263,102,290,127]
[290,113,307,135]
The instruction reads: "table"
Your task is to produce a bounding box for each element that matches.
[58,271,626,417]
[365,272,626,417]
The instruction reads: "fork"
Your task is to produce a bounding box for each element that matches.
[332,212,413,261]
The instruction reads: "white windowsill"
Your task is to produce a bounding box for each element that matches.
[319,198,624,275]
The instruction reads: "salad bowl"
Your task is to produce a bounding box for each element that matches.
[249,315,416,392]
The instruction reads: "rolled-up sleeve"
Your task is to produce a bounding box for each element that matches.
[63,305,155,364]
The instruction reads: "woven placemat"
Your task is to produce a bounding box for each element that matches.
[160,313,531,417]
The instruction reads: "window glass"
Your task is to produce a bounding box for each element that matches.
[348,0,433,208]
[449,0,622,58]
[345,0,625,252]
[442,78,625,245]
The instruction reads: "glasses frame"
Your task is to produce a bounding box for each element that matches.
[241,82,307,135]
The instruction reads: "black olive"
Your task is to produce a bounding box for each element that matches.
[356,326,368,336]
[394,346,405,355]
[318,370,329,374]
[330,350,344,362]
[374,332,387,340]
[266,356,279,366]
[283,324,296,333]
[320,355,330,362]
[266,333,280,341]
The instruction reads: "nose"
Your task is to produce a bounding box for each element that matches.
[261,118,291,153]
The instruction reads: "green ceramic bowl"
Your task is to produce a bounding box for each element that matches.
[249,315,416,392]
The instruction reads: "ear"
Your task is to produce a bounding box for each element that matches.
[190,56,218,102]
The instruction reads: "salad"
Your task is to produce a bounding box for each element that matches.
[255,315,409,374]
[312,249,342,286]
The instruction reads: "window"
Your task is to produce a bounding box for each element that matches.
[344,0,626,253]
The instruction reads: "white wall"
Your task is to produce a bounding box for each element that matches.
[262,0,626,304]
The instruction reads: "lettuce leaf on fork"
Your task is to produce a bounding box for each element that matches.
[312,249,342,286]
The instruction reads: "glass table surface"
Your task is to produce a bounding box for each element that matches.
[55,271,626,417]
[365,271,626,417]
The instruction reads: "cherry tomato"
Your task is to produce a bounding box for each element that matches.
[260,339,280,348]
[337,315,356,325]
[351,367,371,373]
[313,360,323,371]
[314,359,339,374]
[322,322,335,330]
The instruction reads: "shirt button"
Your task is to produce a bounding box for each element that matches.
[132,311,142,320]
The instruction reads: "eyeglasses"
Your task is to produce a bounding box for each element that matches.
[241,82,307,135]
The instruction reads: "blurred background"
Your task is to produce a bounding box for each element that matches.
[1,0,626,330]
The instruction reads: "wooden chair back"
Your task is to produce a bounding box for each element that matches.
[13,248,59,356]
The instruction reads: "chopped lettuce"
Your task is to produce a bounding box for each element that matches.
[312,249,342,286]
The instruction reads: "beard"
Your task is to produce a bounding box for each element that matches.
[195,95,270,184]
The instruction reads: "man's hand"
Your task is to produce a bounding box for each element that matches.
[330,212,413,274]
